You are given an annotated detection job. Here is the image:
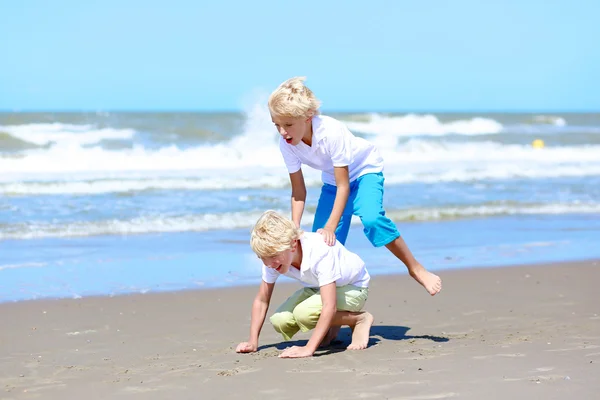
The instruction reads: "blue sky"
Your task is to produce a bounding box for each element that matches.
[1,0,599,111]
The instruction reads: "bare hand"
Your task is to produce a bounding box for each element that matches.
[279,345,314,358]
[236,341,258,353]
[316,228,336,246]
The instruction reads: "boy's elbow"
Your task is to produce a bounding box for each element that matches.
[338,183,350,193]
[254,295,270,307]
[321,301,336,314]
[292,189,306,200]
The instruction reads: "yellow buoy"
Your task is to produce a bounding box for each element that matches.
[532,139,545,149]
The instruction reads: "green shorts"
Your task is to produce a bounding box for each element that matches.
[269,285,369,341]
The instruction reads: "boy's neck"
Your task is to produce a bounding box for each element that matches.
[301,119,313,147]
[291,239,302,270]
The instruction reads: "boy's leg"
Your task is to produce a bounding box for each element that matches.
[292,285,371,348]
[330,311,374,350]
[270,288,317,341]
[353,173,442,296]
[385,236,442,296]
[312,183,353,245]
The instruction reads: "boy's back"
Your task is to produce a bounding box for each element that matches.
[278,114,384,186]
[262,232,370,289]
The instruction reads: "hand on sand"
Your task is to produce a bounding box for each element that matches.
[409,264,442,296]
[279,345,314,358]
[316,228,336,246]
[236,342,258,353]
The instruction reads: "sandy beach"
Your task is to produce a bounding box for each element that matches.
[1,260,599,399]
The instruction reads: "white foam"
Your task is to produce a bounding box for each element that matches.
[341,113,504,137]
[0,210,283,240]
[0,174,296,195]
[0,123,135,146]
[2,139,599,193]
[385,203,600,221]
[0,261,47,271]
[1,107,599,193]
[2,202,598,240]
[533,115,567,126]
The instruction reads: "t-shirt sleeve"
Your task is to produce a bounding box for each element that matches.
[310,241,342,287]
[279,137,302,174]
[324,122,354,167]
[262,264,279,284]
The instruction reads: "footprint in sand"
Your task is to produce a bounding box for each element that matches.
[394,393,459,399]
[354,367,404,376]
[122,386,159,393]
[19,382,67,393]
[160,363,204,377]
[462,310,485,316]
[504,374,566,383]
[473,353,525,359]
[215,365,260,376]
[546,344,599,352]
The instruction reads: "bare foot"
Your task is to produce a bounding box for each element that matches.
[409,264,442,296]
[320,326,341,347]
[347,312,373,350]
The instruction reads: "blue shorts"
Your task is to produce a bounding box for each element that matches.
[312,172,400,247]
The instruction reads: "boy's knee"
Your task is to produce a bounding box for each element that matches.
[361,213,383,231]
[269,311,296,332]
[292,306,319,331]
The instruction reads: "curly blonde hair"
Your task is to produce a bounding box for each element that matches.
[268,76,321,118]
[250,210,303,258]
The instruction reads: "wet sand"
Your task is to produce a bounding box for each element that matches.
[1,260,599,399]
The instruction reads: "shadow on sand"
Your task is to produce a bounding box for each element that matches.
[257,325,449,356]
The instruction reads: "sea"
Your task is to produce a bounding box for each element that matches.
[1,105,599,302]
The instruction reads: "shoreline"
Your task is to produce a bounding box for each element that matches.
[1,256,599,306]
[3,211,600,303]
[1,259,598,399]
[1,257,598,305]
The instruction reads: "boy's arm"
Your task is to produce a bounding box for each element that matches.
[279,282,337,358]
[289,170,307,228]
[236,280,275,353]
[319,166,349,246]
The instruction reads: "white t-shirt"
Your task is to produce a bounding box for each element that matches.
[279,115,384,186]
[262,232,370,288]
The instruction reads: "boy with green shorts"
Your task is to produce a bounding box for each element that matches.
[236,210,374,358]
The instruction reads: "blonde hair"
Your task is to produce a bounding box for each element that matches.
[268,76,321,118]
[250,210,303,258]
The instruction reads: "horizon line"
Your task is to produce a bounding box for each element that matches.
[1,109,599,114]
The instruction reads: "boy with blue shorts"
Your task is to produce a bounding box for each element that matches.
[268,77,442,298]
[236,210,374,358]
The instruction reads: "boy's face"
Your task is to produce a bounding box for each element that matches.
[261,241,298,274]
[271,114,311,146]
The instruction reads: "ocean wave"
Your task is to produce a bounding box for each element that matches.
[2,140,600,193]
[341,113,504,136]
[385,202,600,221]
[1,136,599,177]
[0,175,296,195]
[2,159,600,195]
[532,115,567,126]
[0,262,47,271]
[0,123,136,147]
[2,202,598,240]
[0,132,46,151]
